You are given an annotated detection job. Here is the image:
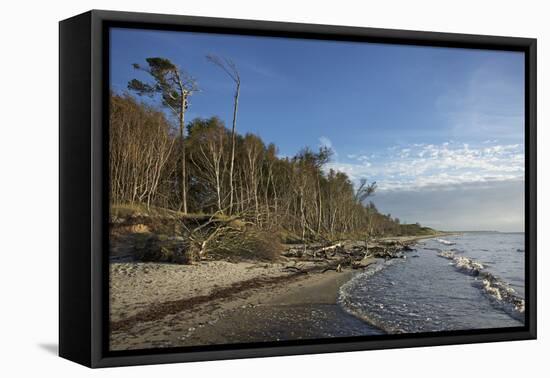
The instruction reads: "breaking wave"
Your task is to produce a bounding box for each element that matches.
[437,251,525,320]
[338,260,401,332]
[436,238,455,246]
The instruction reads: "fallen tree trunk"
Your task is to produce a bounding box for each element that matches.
[282,266,309,274]
[313,242,343,258]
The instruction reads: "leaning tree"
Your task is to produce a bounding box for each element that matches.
[128,57,198,213]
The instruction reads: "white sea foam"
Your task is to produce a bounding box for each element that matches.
[436,251,525,318]
[338,234,525,333]
[338,260,397,332]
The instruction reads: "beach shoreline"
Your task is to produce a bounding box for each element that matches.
[110,234,442,350]
[110,263,366,350]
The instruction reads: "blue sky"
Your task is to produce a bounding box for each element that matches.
[110,28,525,231]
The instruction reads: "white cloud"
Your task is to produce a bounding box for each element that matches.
[326,141,524,192]
[372,180,524,232]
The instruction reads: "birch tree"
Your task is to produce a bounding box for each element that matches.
[206,54,241,215]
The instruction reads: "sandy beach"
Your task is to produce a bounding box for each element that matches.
[109,235,444,350]
[110,260,373,350]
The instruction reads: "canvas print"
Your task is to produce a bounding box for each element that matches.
[108,28,526,351]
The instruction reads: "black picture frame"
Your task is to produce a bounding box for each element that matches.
[59,9,537,368]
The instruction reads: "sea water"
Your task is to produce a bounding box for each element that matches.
[339,232,525,333]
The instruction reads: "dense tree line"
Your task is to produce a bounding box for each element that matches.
[109,92,425,240]
[109,56,430,242]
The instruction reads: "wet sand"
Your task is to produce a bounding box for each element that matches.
[183,269,383,346]
[110,265,381,350]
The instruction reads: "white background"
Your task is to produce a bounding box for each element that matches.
[0,0,546,376]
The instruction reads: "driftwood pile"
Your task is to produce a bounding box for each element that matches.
[281,239,417,273]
